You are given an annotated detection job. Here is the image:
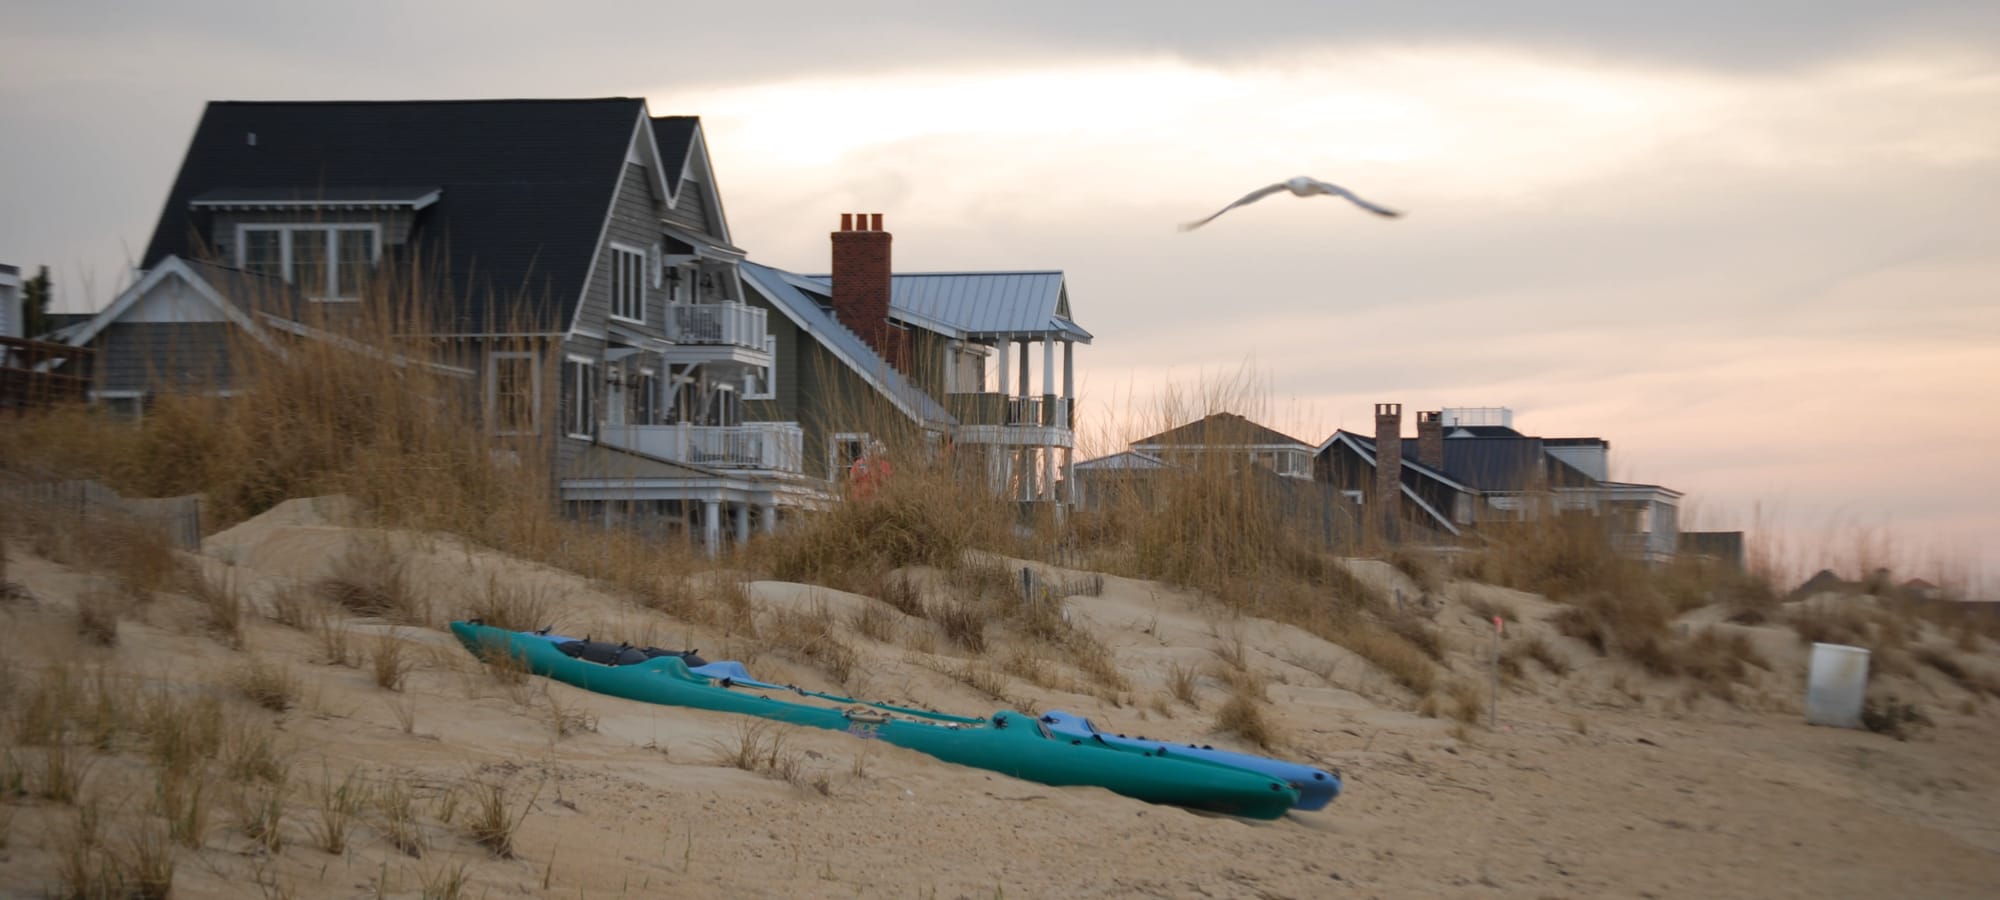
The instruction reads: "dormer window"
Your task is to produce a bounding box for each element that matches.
[237,224,380,301]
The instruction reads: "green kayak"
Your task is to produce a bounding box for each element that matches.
[449,621,1298,819]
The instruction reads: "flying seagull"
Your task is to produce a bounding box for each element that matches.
[1179,176,1401,231]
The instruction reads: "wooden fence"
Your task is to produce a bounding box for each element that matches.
[0,480,203,550]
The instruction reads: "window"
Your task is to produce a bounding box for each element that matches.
[830,432,868,481]
[236,225,380,300]
[563,357,597,439]
[488,352,538,434]
[630,368,657,425]
[610,244,645,323]
[744,335,777,400]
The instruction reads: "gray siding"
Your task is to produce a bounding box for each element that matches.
[94,322,237,394]
[552,333,607,480]
[574,163,666,340]
[741,297,918,480]
[663,180,714,237]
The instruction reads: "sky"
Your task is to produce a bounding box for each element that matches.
[2,1,1996,590]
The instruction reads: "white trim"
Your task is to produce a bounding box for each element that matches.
[567,108,675,341]
[829,431,870,482]
[190,189,440,212]
[744,334,777,400]
[1400,484,1461,536]
[253,312,471,376]
[564,357,598,440]
[234,222,383,302]
[66,257,278,353]
[487,350,541,436]
[684,126,734,247]
[608,241,647,324]
[1319,430,1477,494]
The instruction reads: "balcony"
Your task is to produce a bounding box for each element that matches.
[660,302,771,366]
[597,421,804,473]
[948,392,1075,447]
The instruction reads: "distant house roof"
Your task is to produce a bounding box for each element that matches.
[739,261,954,429]
[1132,412,1308,449]
[1790,569,1852,598]
[1438,436,1554,491]
[141,98,653,333]
[1073,450,1167,471]
[1320,430,1476,494]
[798,271,1092,343]
[649,116,699,200]
[1445,424,1523,438]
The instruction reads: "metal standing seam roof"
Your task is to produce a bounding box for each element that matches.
[799,271,1092,343]
[739,262,954,428]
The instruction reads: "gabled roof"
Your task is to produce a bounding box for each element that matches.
[1318,430,1477,494]
[799,271,1091,343]
[739,261,954,429]
[65,256,286,352]
[1072,450,1167,471]
[1132,412,1309,449]
[649,117,698,200]
[142,98,650,333]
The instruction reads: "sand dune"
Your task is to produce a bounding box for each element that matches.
[2,498,1997,898]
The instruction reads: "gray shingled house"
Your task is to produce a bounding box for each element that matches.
[67,99,1094,550]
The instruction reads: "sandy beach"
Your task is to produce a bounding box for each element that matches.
[2,499,1997,899]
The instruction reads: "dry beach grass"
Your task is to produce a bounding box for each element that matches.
[1,283,1996,897]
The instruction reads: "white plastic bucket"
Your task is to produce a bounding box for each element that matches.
[1805,643,1870,728]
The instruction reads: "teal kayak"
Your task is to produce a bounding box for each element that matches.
[450,621,1298,819]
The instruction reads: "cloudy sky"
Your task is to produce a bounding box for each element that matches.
[4,1,1996,588]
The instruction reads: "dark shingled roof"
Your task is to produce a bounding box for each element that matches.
[141,98,648,332]
[1132,412,1309,449]
[650,117,698,199]
[1445,424,1524,438]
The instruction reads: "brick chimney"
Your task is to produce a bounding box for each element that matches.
[1416,410,1444,470]
[1374,403,1403,538]
[830,213,905,371]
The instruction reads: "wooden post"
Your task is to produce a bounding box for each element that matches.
[1490,615,1503,728]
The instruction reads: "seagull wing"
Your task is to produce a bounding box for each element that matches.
[1316,181,1402,218]
[1178,183,1288,231]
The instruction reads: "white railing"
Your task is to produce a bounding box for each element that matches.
[666,302,767,350]
[1007,395,1071,428]
[597,421,804,472]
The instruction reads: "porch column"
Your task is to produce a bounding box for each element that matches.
[761,504,778,534]
[997,339,1011,401]
[734,501,750,544]
[703,499,721,558]
[1064,446,1076,507]
[1061,340,1074,428]
[1017,341,1031,398]
[1043,443,1055,503]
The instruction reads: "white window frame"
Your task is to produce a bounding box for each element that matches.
[830,431,869,481]
[235,223,383,302]
[90,390,148,424]
[486,351,540,435]
[608,242,646,324]
[744,335,777,400]
[564,355,597,440]
[1342,489,1365,507]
